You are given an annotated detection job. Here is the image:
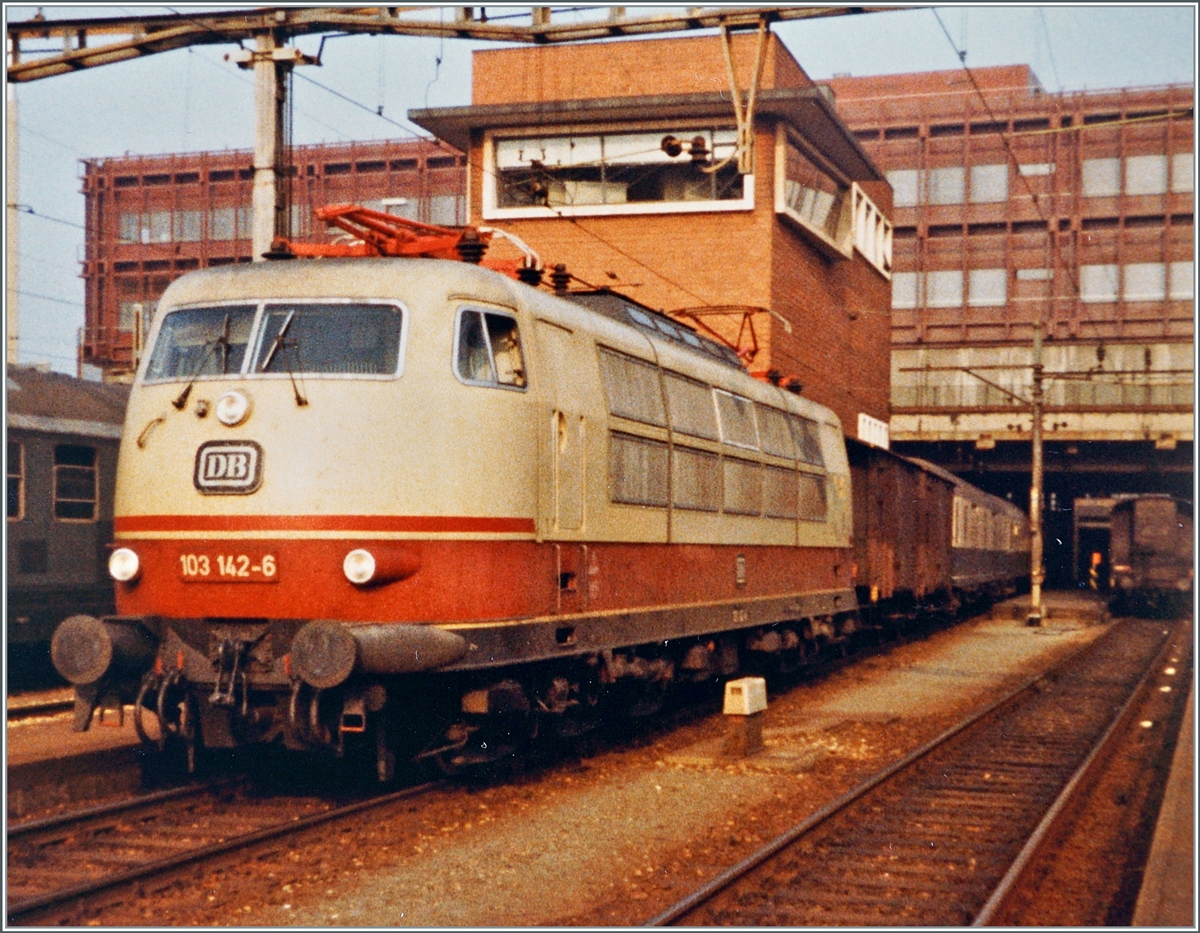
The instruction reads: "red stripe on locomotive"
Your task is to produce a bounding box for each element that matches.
[114,537,851,623]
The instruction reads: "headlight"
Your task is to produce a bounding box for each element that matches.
[109,547,141,582]
[215,390,251,427]
[344,549,377,585]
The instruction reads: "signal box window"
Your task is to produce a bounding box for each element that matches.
[7,441,23,520]
[456,309,526,389]
[54,445,97,521]
[487,127,750,219]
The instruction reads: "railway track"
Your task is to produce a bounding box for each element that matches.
[7,693,75,722]
[648,616,1187,927]
[6,776,438,925]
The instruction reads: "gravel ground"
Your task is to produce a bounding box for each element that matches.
[60,610,1108,927]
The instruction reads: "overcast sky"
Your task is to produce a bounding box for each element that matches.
[5,4,1196,374]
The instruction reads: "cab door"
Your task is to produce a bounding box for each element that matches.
[533,319,586,535]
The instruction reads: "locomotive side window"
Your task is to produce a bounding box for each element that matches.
[455,309,527,389]
[145,305,256,379]
[53,445,97,522]
[663,372,718,440]
[715,391,758,450]
[797,473,828,522]
[7,441,23,521]
[598,348,666,425]
[722,457,762,515]
[257,303,403,375]
[763,465,799,519]
[609,433,668,507]
[757,406,797,459]
[788,415,826,467]
[672,447,721,512]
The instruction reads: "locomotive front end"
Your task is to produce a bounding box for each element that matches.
[52,259,540,775]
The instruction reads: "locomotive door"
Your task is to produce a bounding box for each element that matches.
[533,320,585,534]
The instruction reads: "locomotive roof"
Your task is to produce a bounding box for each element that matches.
[561,290,744,370]
[154,259,746,372]
[150,258,838,426]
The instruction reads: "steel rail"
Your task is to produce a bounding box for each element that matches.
[644,621,1162,926]
[971,623,1188,925]
[7,778,242,839]
[6,698,74,721]
[7,780,439,924]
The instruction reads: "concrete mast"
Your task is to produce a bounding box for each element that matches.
[251,32,284,263]
[6,38,18,364]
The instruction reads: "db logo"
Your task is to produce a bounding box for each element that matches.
[194,441,263,495]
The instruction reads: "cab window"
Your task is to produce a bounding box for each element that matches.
[145,305,256,380]
[456,309,527,389]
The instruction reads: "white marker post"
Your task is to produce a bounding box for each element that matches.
[722,676,768,758]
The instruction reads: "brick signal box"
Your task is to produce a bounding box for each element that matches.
[411,32,896,439]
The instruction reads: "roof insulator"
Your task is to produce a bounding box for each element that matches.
[551,263,571,295]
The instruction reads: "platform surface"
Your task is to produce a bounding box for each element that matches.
[1132,677,1195,928]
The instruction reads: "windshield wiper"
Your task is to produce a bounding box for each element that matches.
[260,310,295,372]
[260,310,309,407]
[219,313,232,374]
[173,314,231,410]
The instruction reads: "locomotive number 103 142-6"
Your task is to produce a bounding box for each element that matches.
[178,551,278,582]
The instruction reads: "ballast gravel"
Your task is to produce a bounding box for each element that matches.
[69,607,1107,927]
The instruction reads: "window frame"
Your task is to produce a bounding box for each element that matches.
[774,124,854,259]
[53,444,98,523]
[141,298,410,384]
[482,124,756,221]
[7,440,24,522]
[713,389,760,451]
[452,305,528,392]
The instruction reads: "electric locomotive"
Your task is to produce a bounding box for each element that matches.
[50,256,857,777]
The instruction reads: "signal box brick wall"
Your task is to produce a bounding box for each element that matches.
[473,32,815,104]
[464,34,893,433]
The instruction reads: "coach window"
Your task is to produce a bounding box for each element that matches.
[7,441,24,521]
[723,457,762,516]
[455,309,526,389]
[763,465,799,519]
[53,445,97,522]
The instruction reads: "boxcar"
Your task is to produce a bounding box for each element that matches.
[847,440,955,627]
